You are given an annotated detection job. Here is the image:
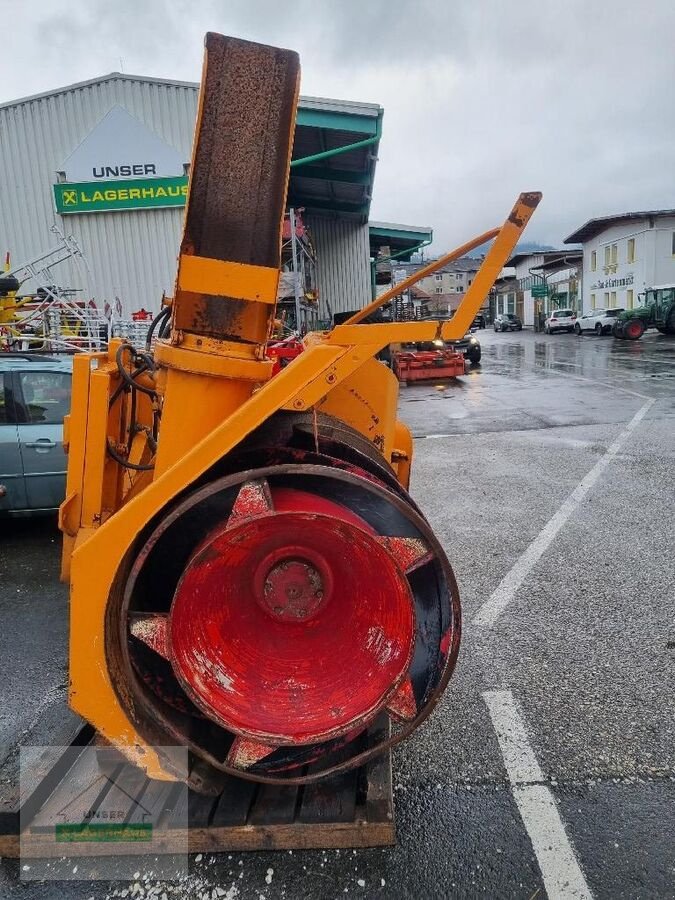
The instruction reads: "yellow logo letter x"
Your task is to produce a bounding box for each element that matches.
[62,189,78,206]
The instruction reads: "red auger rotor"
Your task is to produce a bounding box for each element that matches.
[107,414,460,788]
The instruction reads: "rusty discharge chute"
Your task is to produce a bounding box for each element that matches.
[60,32,541,791]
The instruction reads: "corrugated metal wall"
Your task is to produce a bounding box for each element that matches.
[0,77,198,315]
[307,215,371,321]
[0,77,373,320]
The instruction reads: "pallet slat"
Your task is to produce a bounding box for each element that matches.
[365,717,393,823]
[1,717,395,856]
[248,783,299,826]
[167,787,216,830]
[0,714,93,834]
[127,779,177,827]
[95,763,149,825]
[211,777,257,827]
[28,751,118,833]
[298,771,358,824]
[298,741,361,825]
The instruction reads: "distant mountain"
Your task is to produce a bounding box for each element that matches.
[464,240,556,258]
[408,240,558,267]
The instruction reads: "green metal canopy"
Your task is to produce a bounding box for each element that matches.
[289,97,383,222]
[368,221,433,261]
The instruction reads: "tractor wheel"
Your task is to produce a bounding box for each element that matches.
[625,319,645,340]
[665,310,675,335]
[105,414,461,788]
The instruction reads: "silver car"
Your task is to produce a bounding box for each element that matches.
[0,354,73,514]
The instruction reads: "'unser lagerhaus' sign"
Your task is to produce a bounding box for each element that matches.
[53,106,189,215]
[54,177,188,214]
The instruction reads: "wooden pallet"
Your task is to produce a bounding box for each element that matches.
[0,715,394,858]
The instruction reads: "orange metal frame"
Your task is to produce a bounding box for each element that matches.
[60,32,541,781]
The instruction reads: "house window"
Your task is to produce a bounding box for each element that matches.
[591,292,596,309]
[672,231,675,255]
[435,274,442,282]
[627,238,635,263]
[591,250,597,271]
[507,294,515,314]
[456,286,462,292]
[604,292,610,306]
[611,244,618,265]
[604,245,611,267]
[435,286,443,294]
[627,289,634,309]
[610,291,617,307]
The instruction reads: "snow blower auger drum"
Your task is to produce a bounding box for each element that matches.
[60,32,541,792]
[112,413,460,784]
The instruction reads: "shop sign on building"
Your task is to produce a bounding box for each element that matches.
[54,106,188,214]
[590,273,634,290]
[54,176,188,214]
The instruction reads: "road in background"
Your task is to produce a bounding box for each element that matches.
[1,330,673,898]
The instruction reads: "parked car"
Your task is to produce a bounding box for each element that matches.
[472,312,486,329]
[575,308,625,335]
[493,313,522,332]
[412,331,482,365]
[449,332,481,364]
[0,353,73,514]
[544,308,577,334]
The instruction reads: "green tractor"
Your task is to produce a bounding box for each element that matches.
[613,284,675,340]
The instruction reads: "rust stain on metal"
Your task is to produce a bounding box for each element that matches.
[183,33,299,269]
[508,192,542,226]
[189,295,247,340]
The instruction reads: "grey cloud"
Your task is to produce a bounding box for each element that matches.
[1,0,674,250]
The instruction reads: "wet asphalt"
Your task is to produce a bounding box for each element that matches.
[0,329,673,899]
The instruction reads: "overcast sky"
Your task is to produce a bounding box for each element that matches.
[2,0,674,252]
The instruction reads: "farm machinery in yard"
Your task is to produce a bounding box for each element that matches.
[392,332,482,383]
[59,32,540,792]
[613,284,675,340]
[393,344,468,381]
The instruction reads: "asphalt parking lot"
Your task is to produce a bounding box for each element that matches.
[1,328,673,899]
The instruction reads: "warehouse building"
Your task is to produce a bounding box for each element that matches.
[0,73,392,323]
[564,210,675,314]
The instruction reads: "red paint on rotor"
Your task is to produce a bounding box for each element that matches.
[168,484,416,746]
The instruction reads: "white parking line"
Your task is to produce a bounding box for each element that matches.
[483,690,592,900]
[472,398,655,628]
